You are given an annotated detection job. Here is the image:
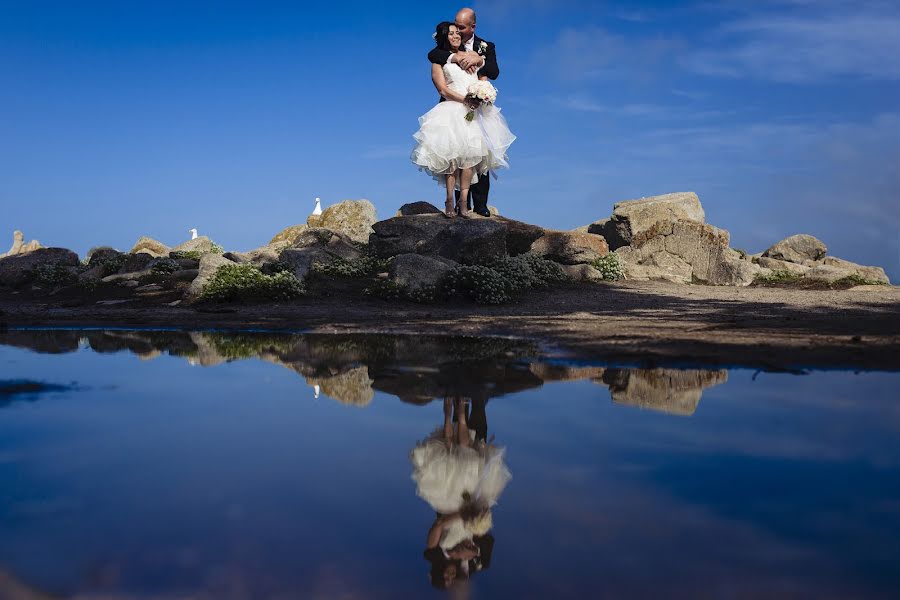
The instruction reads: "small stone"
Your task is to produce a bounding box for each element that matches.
[397,201,442,216]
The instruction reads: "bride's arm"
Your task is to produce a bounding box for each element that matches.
[431,64,466,103]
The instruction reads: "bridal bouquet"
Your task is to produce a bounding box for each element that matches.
[464,81,498,121]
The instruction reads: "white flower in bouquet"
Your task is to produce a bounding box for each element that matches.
[464,81,498,121]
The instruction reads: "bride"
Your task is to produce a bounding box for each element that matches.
[411,21,516,218]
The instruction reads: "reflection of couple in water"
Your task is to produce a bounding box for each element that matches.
[410,396,511,589]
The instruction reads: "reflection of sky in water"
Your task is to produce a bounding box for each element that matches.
[0,332,898,598]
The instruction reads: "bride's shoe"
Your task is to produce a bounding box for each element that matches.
[444,199,455,218]
[457,195,472,219]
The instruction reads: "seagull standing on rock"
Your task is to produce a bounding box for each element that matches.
[189,228,198,240]
[312,198,322,216]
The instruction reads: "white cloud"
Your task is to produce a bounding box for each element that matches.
[683,9,900,82]
[533,26,683,83]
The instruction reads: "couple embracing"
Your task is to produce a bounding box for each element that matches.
[411,8,516,219]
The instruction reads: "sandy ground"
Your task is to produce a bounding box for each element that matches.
[3,280,899,371]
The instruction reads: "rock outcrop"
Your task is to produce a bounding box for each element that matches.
[1,231,42,258]
[495,217,545,256]
[129,236,170,258]
[269,225,309,247]
[389,254,456,292]
[370,215,507,263]
[589,192,705,250]
[316,199,378,245]
[86,246,122,266]
[172,236,220,255]
[0,248,80,287]
[615,220,756,286]
[279,228,363,280]
[185,254,235,302]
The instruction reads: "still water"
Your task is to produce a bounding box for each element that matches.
[1,330,898,599]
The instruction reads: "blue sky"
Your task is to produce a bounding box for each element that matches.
[2,0,898,278]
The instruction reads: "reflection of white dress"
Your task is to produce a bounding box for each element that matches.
[410,426,512,515]
[411,63,516,186]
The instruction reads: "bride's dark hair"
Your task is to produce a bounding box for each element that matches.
[434,21,460,52]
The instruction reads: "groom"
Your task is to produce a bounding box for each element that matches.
[428,7,499,218]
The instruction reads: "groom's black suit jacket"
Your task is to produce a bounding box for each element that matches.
[427,35,499,102]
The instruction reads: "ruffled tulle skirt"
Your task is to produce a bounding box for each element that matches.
[410,426,512,515]
[411,101,516,186]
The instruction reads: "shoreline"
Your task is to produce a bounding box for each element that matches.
[4,280,899,372]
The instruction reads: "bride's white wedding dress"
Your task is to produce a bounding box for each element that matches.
[411,63,516,185]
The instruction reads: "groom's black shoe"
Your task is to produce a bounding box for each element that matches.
[474,208,491,217]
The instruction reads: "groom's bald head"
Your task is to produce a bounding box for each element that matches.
[455,8,476,43]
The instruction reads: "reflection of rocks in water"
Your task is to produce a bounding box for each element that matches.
[600,368,728,416]
[529,363,607,383]
[84,330,200,361]
[0,329,731,414]
[0,329,81,353]
[307,365,375,406]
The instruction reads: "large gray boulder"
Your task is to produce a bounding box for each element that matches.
[529,231,609,265]
[129,236,170,258]
[820,257,889,283]
[805,258,890,284]
[757,256,811,275]
[317,199,378,245]
[495,217,546,256]
[762,234,827,264]
[185,253,235,302]
[590,192,705,250]
[86,246,122,266]
[279,228,364,280]
[370,215,507,263]
[172,235,220,255]
[389,254,456,292]
[0,248,80,287]
[269,224,309,247]
[615,220,755,286]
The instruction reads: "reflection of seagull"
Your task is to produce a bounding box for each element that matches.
[314,384,320,399]
[312,198,322,216]
[189,228,198,240]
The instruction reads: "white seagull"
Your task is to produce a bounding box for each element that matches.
[189,228,198,240]
[312,198,322,216]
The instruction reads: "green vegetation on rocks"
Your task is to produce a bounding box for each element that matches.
[833,274,887,287]
[151,258,180,274]
[200,263,304,303]
[33,263,75,286]
[591,253,625,281]
[312,256,390,278]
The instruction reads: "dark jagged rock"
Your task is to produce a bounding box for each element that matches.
[370,215,507,263]
[494,217,546,256]
[0,248,80,287]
